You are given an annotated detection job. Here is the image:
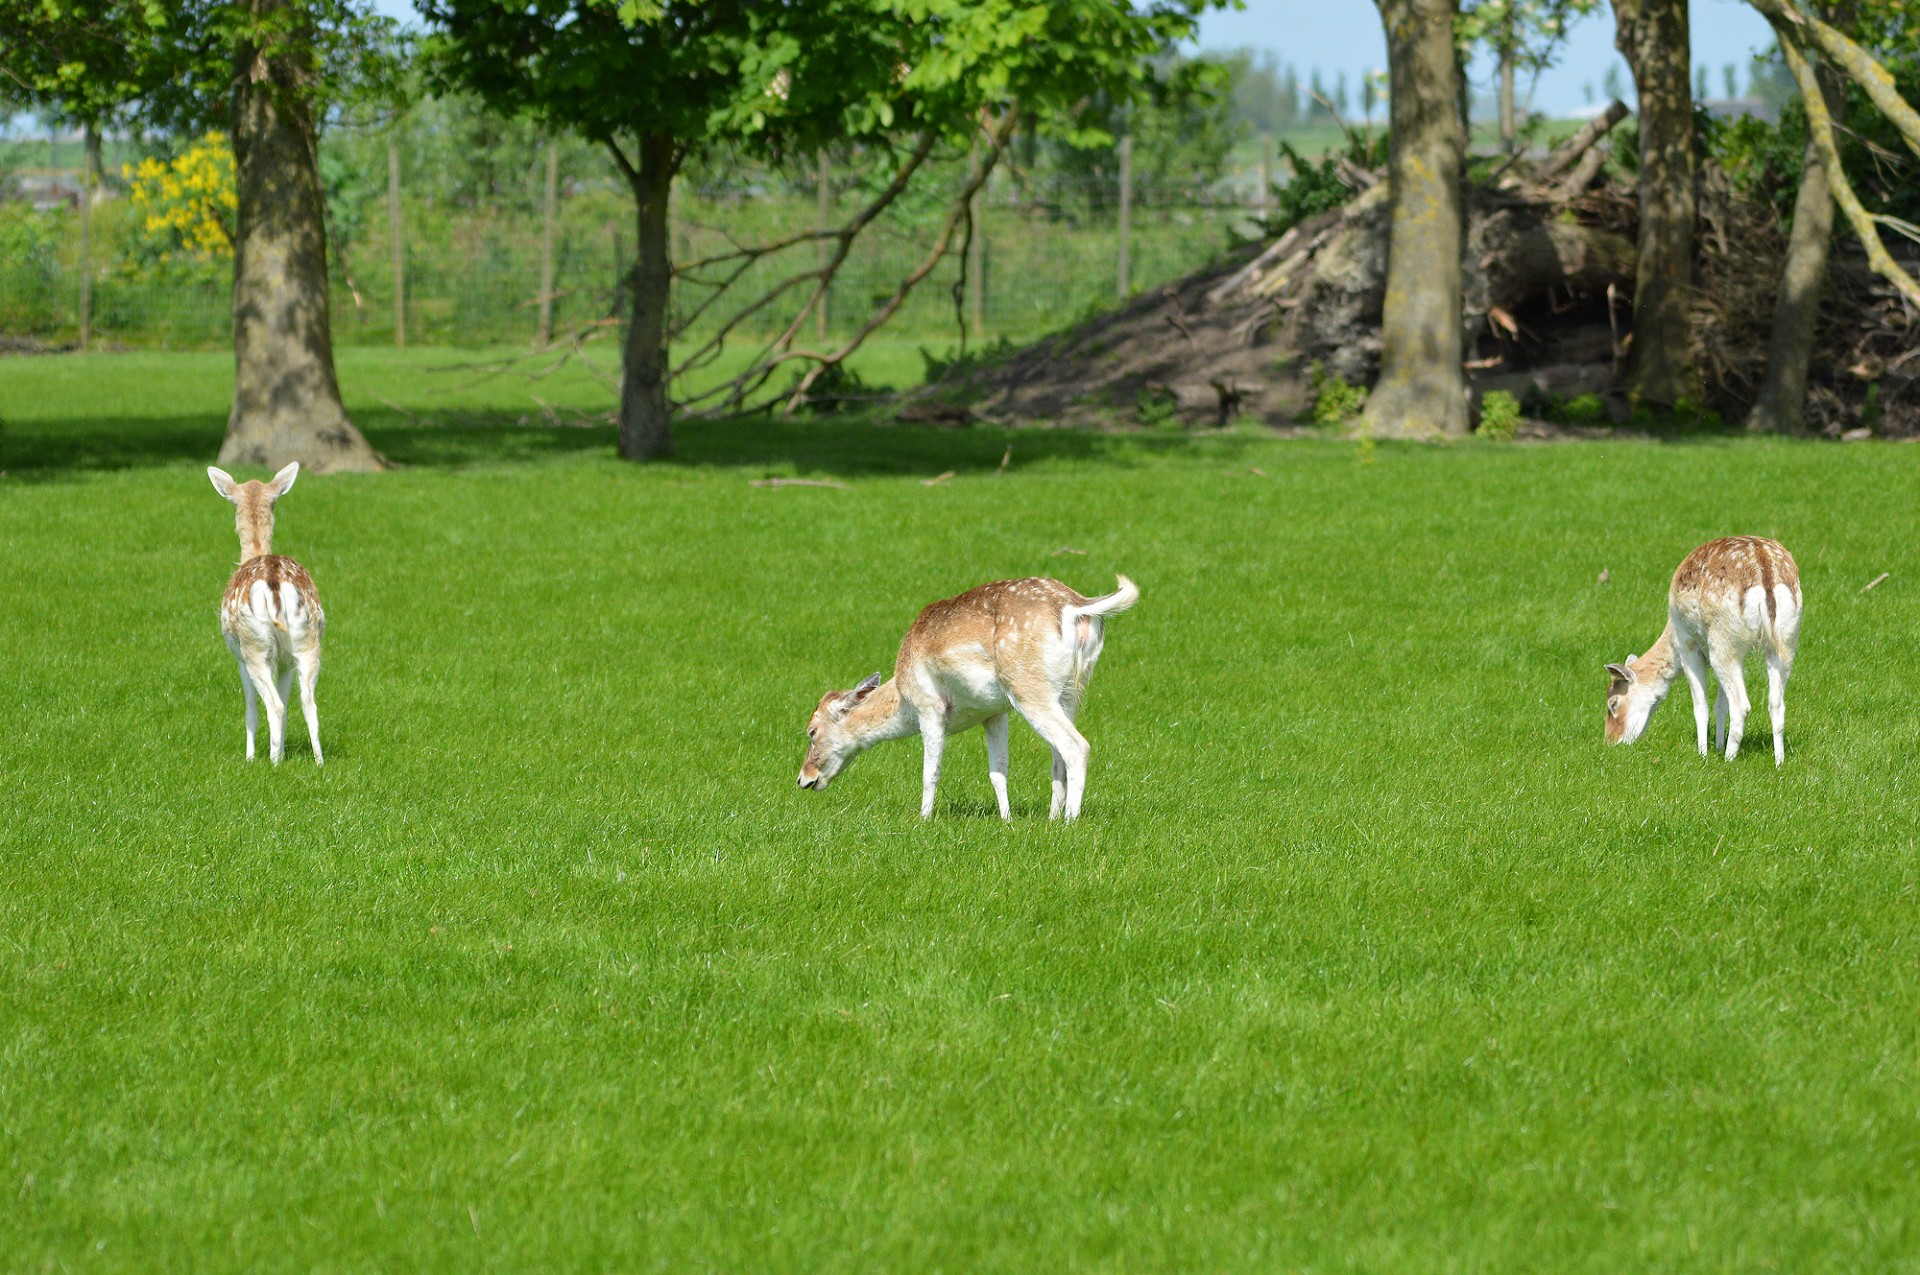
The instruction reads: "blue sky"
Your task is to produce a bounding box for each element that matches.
[1194,0,1781,116]
[362,0,1782,119]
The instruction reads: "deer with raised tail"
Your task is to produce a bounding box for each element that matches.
[798,576,1139,820]
[1605,536,1802,765]
[207,463,326,765]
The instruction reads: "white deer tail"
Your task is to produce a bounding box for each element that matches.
[1070,575,1139,619]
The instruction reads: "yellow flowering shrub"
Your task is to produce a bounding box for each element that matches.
[126,133,237,262]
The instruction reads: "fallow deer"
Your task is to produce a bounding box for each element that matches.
[1606,536,1802,765]
[207,463,326,765]
[798,575,1139,820]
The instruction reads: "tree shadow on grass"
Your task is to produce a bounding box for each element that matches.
[4,401,1271,482]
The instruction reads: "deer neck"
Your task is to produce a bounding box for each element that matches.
[237,510,273,563]
[1635,624,1680,698]
[846,678,918,747]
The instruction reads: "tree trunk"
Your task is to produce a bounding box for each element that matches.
[1365,0,1468,438]
[1611,0,1699,407]
[1498,13,1517,151]
[220,2,383,473]
[1746,13,1845,434]
[618,132,676,461]
[83,124,104,190]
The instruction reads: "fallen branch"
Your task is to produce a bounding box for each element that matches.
[1862,571,1890,592]
[750,477,848,490]
[1538,100,1630,182]
[921,470,956,487]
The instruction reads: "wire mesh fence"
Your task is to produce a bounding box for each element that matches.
[1,153,1266,354]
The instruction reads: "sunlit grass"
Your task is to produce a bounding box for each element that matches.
[2,350,1918,1270]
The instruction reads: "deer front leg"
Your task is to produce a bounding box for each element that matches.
[984,712,1011,821]
[919,718,946,819]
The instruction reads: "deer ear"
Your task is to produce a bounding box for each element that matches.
[267,461,300,498]
[851,673,883,699]
[1604,662,1633,683]
[207,466,237,500]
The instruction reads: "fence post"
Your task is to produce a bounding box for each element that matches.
[388,140,405,348]
[78,132,92,352]
[815,148,831,340]
[1259,134,1273,222]
[968,173,987,339]
[539,141,558,345]
[1115,133,1133,302]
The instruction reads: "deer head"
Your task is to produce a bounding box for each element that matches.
[208,462,299,562]
[798,673,887,790]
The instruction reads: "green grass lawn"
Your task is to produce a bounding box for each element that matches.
[3,350,1919,1271]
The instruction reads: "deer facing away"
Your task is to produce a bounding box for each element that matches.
[208,463,326,765]
[1606,536,1802,765]
[799,576,1139,820]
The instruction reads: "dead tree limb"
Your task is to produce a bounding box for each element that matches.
[777,108,1021,414]
[1538,100,1630,182]
[670,130,944,412]
[1776,27,1920,308]
[1746,0,1920,159]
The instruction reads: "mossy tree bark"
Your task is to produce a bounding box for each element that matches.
[1364,0,1469,439]
[612,132,677,461]
[219,0,383,474]
[1611,0,1700,407]
[1747,20,1845,435]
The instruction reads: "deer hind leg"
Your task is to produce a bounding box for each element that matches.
[1710,648,1750,761]
[1766,651,1790,767]
[235,654,259,760]
[296,644,323,766]
[983,712,1011,821]
[238,647,287,765]
[1020,699,1090,821]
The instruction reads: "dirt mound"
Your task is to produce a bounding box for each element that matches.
[927,111,1917,437]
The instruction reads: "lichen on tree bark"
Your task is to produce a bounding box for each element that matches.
[1611,0,1700,408]
[1364,0,1469,439]
[219,0,384,474]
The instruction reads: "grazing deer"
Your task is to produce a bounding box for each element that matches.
[798,576,1139,820]
[207,463,326,765]
[1606,536,1802,765]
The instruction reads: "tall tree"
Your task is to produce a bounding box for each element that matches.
[1610,0,1699,407]
[1746,6,1848,435]
[1364,0,1468,439]
[0,0,396,471]
[1744,0,1920,308]
[422,0,1204,461]
[1459,1,1600,151]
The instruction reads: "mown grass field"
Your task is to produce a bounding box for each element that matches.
[3,349,1918,1271]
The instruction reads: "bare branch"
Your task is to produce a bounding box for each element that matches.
[1747,0,1920,158]
[1538,100,1630,181]
[672,130,946,413]
[776,107,1022,414]
[1776,28,1920,307]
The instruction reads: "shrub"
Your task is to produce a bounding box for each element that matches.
[1477,390,1521,440]
[1135,386,1181,428]
[1554,393,1607,425]
[1308,362,1366,429]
